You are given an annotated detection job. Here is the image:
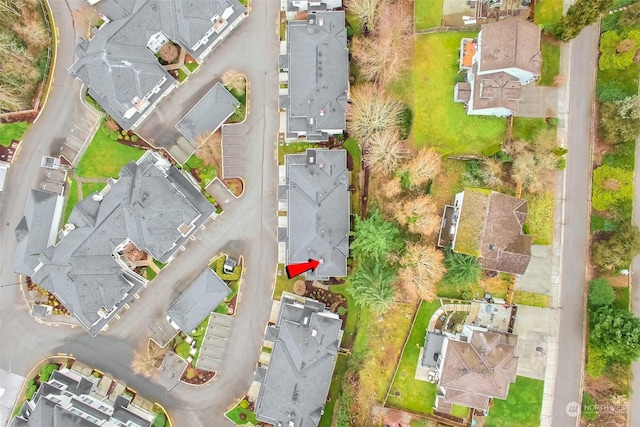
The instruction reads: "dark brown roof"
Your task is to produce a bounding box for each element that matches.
[454,82,471,102]
[439,330,519,410]
[454,189,532,275]
[479,192,531,275]
[470,70,521,114]
[478,20,542,75]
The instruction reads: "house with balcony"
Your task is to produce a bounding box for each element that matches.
[277,149,350,280]
[438,188,532,275]
[69,0,246,130]
[253,293,343,427]
[279,11,349,142]
[454,19,542,117]
[282,0,342,20]
[13,151,216,336]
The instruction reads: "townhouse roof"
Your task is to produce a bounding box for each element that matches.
[278,149,350,279]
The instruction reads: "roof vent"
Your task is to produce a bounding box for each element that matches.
[319,18,324,26]
[312,329,318,337]
[489,244,496,250]
[303,316,309,325]
[320,109,325,116]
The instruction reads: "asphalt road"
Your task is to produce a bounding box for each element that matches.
[550,24,600,427]
[0,0,280,425]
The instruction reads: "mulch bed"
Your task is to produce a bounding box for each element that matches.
[180,366,215,385]
[222,178,243,197]
[303,281,349,323]
[227,294,238,314]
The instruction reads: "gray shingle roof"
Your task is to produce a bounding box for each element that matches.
[175,82,240,146]
[24,151,214,336]
[283,11,348,141]
[10,368,154,427]
[422,332,445,369]
[166,268,230,333]
[278,149,350,279]
[255,296,342,427]
[69,0,246,130]
[13,190,62,277]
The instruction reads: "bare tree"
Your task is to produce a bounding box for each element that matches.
[393,196,440,236]
[363,128,408,174]
[347,83,404,141]
[131,341,167,378]
[221,69,246,95]
[195,130,222,169]
[401,148,442,190]
[398,243,445,302]
[380,177,402,200]
[159,42,179,62]
[351,0,413,85]
[480,157,504,188]
[345,0,384,33]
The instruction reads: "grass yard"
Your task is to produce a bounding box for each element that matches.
[278,142,320,164]
[0,121,29,147]
[273,264,296,299]
[319,354,349,427]
[225,401,258,425]
[185,62,199,72]
[413,34,506,154]
[64,180,79,223]
[75,124,145,178]
[344,137,361,165]
[451,404,469,418]
[524,191,555,244]
[386,300,441,414]
[415,0,444,30]
[485,376,544,427]
[539,39,561,87]
[81,182,106,198]
[513,291,550,308]
[512,118,554,141]
[534,0,563,28]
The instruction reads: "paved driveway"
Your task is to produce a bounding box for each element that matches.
[516,86,559,118]
[515,245,553,295]
[513,306,554,380]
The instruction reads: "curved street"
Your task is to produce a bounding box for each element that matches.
[0,0,280,425]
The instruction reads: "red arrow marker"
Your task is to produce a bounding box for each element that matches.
[286,259,320,279]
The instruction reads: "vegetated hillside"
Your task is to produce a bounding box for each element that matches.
[0,0,51,113]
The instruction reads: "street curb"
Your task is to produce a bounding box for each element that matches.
[39,0,58,113]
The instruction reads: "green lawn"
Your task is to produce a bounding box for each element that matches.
[278,142,320,165]
[451,404,469,418]
[344,137,361,165]
[0,121,29,147]
[413,34,506,155]
[319,354,349,427]
[512,118,551,141]
[415,0,444,30]
[225,401,258,425]
[64,180,79,223]
[386,300,441,414]
[81,182,106,198]
[540,40,561,87]
[513,291,550,308]
[534,0,563,28]
[185,62,199,72]
[177,69,187,82]
[485,376,544,427]
[146,266,157,280]
[524,191,555,245]
[75,124,145,178]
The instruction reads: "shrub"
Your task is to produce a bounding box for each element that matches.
[598,29,640,71]
[131,135,139,142]
[599,102,640,144]
[239,399,249,409]
[582,392,598,420]
[337,306,348,316]
[25,384,37,400]
[39,364,58,383]
[588,278,615,308]
[175,342,191,359]
[186,155,204,170]
[592,223,640,272]
[592,165,633,211]
[586,346,607,378]
[153,413,167,427]
[398,104,413,140]
[293,280,306,296]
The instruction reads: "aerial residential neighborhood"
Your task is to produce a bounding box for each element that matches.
[0,0,639,427]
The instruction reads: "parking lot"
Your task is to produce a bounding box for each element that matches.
[195,313,233,372]
[221,123,247,179]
